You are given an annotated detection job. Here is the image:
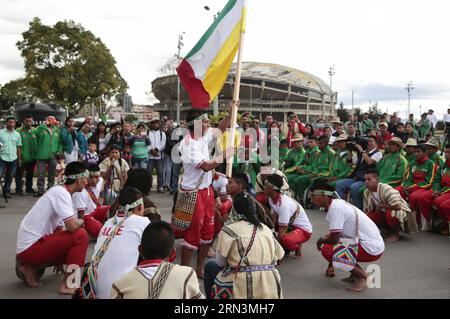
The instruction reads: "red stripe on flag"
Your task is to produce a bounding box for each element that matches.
[176,59,211,109]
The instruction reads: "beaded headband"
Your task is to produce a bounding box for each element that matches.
[264,179,281,191]
[187,113,209,127]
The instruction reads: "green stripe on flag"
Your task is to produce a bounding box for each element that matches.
[185,0,238,59]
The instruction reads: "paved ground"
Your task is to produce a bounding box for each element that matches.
[0,191,449,299]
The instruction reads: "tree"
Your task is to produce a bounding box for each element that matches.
[16,18,128,116]
[124,114,138,123]
[336,101,349,123]
[0,78,36,110]
[368,104,383,124]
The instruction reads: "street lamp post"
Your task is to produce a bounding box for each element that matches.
[405,81,415,116]
[328,65,335,118]
[176,32,185,125]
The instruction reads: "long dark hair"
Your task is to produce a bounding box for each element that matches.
[233,193,262,228]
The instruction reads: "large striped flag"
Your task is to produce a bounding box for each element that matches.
[177,0,247,109]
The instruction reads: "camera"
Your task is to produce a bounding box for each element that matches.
[346,141,359,153]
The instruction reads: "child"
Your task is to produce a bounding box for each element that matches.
[85,142,100,166]
[122,144,133,167]
[56,155,66,184]
[112,221,203,299]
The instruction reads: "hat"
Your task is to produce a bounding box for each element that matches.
[405,138,418,147]
[379,122,388,128]
[291,133,304,142]
[428,109,434,113]
[425,136,440,149]
[389,137,404,148]
[150,118,160,123]
[331,120,343,125]
[335,134,348,142]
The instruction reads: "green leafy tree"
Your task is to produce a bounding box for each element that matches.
[16,18,128,116]
[124,114,138,123]
[337,101,349,123]
[368,104,383,124]
[0,78,36,110]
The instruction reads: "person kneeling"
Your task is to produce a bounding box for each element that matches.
[112,221,203,299]
[16,162,89,295]
[204,193,285,299]
[73,165,110,238]
[264,174,313,258]
[311,179,385,293]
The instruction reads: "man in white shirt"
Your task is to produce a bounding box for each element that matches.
[16,162,89,295]
[147,119,166,193]
[311,181,384,293]
[177,106,233,279]
[93,187,150,299]
[73,165,110,238]
[427,109,438,129]
[264,174,312,258]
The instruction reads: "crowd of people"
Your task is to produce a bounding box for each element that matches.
[6,104,450,299]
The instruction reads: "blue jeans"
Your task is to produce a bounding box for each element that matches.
[204,260,224,299]
[147,159,164,190]
[170,162,182,192]
[0,159,17,194]
[132,157,148,169]
[335,179,365,209]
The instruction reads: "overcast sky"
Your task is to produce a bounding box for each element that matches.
[1,0,450,118]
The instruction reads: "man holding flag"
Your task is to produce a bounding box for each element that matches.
[175,0,247,277]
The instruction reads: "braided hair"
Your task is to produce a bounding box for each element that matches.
[233,193,262,228]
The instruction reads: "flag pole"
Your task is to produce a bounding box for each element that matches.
[226,25,246,177]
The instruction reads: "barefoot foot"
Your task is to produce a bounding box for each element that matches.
[19,265,42,288]
[342,274,357,283]
[345,278,367,292]
[294,247,303,258]
[325,265,335,278]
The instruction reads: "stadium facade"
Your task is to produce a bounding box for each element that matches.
[151,62,337,123]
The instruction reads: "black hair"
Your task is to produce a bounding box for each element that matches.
[87,164,100,173]
[265,174,284,191]
[140,221,174,260]
[318,135,329,142]
[416,144,428,152]
[118,187,143,207]
[123,169,152,196]
[233,193,261,228]
[445,144,450,149]
[109,144,121,152]
[24,115,33,119]
[231,173,249,188]
[64,117,73,126]
[6,116,16,122]
[137,123,146,130]
[365,169,379,177]
[186,109,205,131]
[280,139,289,145]
[397,122,405,127]
[310,178,335,193]
[64,162,88,185]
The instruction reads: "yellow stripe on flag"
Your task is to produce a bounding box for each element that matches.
[203,18,243,103]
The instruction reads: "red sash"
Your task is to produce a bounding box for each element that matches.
[86,186,101,208]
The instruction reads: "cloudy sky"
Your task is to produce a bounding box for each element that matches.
[1,0,450,118]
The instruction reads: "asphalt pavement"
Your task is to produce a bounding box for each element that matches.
[0,191,449,299]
